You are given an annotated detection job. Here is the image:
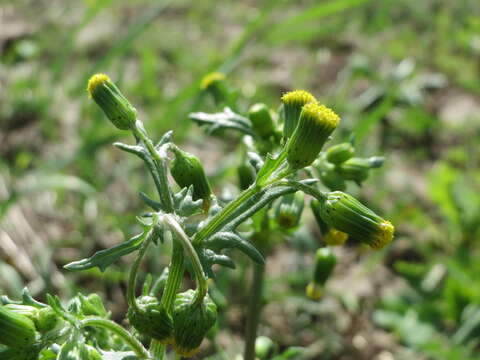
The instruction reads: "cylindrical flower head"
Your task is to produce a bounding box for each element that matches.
[286,102,340,169]
[320,191,394,249]
[306,247,336,300]
[172,290,217,357]
[0,305,37,348]
[323,228,348,246]
[87,74,137,130]
[248,103,275,137]
[200,72,227,105]
[336,157,371,184]
[281,90,316,139]
[326,143,355,164]
[171,147,212,208]
[275,192,304,229]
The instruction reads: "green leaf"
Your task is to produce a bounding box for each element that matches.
[64,233,145,272]
[173,185,204,217]
[189,107,254,136]
[206,231,265,265]
[101,351,138,360]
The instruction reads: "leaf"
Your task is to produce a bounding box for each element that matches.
[189,107,254,136]
[173,186,204,217]
[206,231,265,265]
[197,248,235,278]
[139,191,162,211]
[271,347,305,360]
[64,233,145,272]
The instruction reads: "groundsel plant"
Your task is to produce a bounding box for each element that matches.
[0,73,394,360]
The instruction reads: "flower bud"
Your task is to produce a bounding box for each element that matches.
[200,72,228,105]
[286,103,340,169]
[319,168,346,191]
[0,306,36,348]
[336,157,371,184]
[306,247,336,300]
[237,162,256,190]
[172,290,217,357]
[4,304,58,333]
[275,192,304,229]
[319,192,394,249]
[255,336,277,359]
[87,74,136,130]
[323,228,348,246]
[79,293,107,317]
[326,143,355,164]
[281,90,316,139]
[171,147,212,209]
[248,103,275,137]
[128,296,173,343]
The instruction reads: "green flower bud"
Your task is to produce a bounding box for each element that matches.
[171,147,212,209]
[275,192,304,229]
[255,336,277,359]
[319,168,346,191]
[237,162,256,190]
[281,90,316,139]
[200,72,228,105]
[87,74,137,130]
[326,143,355,164]
[248,103,275,137]
[79,293,107,317]
[306,247,336,300]
[336,157,371,184]
[319,192,394,249]
[0,306,36,348]
[323,228,348,246]
[286,102,340,169]
[127,296,173,343]
[4,304,58,333]
[172,290,217,357]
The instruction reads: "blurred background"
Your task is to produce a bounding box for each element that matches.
[1,0,480,359]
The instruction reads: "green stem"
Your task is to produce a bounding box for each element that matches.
[244,263,266,360]
[127,227,156,311]
[152,240,185,360]
[80,318,150,359]
[132,120,174,212]
[163,215,207,305]
[193,184,261,246]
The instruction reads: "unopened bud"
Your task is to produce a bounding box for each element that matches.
[0,305,36,348]
[319,192,394,249]
[281,90,316,139]
[200,72,228,105]
[286,102,340,169]
[87,73,136,130]
[323,228,348,246]
[326,143,355,164]
[306,247,336,300]
[275,192,304,229]
[336,157,371,184]
[248,103,276,137]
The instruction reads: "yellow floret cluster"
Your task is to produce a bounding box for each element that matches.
[87,73,110,97]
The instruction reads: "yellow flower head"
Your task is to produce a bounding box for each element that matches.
[369,220,395,250]
[324,229,348,246]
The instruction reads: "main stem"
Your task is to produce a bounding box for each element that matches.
[244,263,266,360]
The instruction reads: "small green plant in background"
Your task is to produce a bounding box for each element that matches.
[0,72,394,360]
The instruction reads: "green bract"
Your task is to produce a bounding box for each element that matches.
[127,296,173,343]
[0,306,37,348]
[336,157,371,183]
[172,290,217,357]
[319,191,394,249]
[87,74,137,130]
[171,147,212,209]
[286,102,340,169]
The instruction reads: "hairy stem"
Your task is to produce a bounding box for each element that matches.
[80,318,150,359]
[244,263,266,360]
